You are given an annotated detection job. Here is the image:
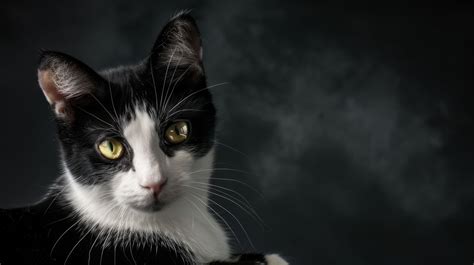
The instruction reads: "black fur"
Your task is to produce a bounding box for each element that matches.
[0,192,191,265]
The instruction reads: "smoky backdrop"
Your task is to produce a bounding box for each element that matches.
[0,1,473,264]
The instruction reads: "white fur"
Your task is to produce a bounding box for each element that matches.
[122,108,166,188]
[63,107,230,263]
[265,254,289,265]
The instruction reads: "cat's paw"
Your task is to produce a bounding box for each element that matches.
[264,254,289,265]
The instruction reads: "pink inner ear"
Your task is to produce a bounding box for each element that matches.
[38,69,65,105]
[38,69,68,117]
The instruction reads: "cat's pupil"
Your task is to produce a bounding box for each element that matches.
[175,126,181,135]
[107,141,114,152]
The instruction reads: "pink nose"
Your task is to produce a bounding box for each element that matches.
[140,179,168,195]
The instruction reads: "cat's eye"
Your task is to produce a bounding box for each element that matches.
[165,121,189,145]
[98,138,124,160]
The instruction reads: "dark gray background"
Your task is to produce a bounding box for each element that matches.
[1,1,473,264]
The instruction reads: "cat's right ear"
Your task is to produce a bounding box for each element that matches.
[150,12,204,75]
[37,51,103,120]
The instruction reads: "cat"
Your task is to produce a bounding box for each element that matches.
[0,11,288,265]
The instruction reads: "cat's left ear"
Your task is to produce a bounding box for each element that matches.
[150,12,204,75]
[37,51,104,119]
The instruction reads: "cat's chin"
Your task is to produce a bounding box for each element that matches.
[129,200,167,213]
[125,193,180,213]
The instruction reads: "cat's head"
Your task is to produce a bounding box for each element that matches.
[38,13,216,215]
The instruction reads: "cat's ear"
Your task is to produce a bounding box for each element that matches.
[150,12,204,74]
[37,51,103,119]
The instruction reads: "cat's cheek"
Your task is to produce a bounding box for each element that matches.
[167,150,194,177]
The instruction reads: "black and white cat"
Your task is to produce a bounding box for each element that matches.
[0,12,288,265]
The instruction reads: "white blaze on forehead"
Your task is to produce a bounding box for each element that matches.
[123,107,166,186]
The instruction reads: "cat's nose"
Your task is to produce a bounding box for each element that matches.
[140,178,168,195]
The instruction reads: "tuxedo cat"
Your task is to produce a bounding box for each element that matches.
[0,12,288,265]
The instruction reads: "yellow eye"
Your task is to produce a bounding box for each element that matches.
[165,121,189,144]
[98,138,124,160]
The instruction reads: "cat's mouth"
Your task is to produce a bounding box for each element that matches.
[126,198,167,212]
[124,188,180,213]
[145,200,166,212]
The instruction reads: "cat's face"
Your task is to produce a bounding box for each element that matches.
[38,14,215,214]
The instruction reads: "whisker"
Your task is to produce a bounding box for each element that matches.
[47,213,75,226]
[187,181,265,226]
[76,106,118,130]
[183,184,265,229]
[43,185,67,216]
[161,54,185,116]
[197,190,255,250]
[114,243,117,265]
[187,193,243,249]
[167,82,229,114]
[211,178,264,199]
[50,219,82,257]
[189,181,253,206]
[164,109,205,123]
[87,92,118,124]
[208,198,255,250]
[129,241,137,265]
[213,140,249,158]
[64,228,92,265]
[100,228,112,265]
[163,64,193,118]
[88,233,100,265]
[150,58,159,111]
[187,168,263,197]
[108,79,120,122]
[183,197,221,232]
[159,47,178,117]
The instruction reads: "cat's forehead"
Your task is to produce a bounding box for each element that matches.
[101,64,145,85]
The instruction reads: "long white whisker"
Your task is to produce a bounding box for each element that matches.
[87,92,118,124]
[76,106,118,131]
[129,242,137,265]
[43,185,67,216]
[150,59,159,110]
[167,82,229,114]
[187,181,265,226]
[189,181,253,206]
[163,64,193,117]
[187,167,263,197]
[113,243,117,265]
[183,184,265,229]
[211,178,265,199]
[195,190,255,249]
[188,193,242,249]
[209,197,255,250]
[64,229,92,265]
[88,233,100,265]
[47,213,74,226]
[159,47,177,117]
[99,229,111,265]
[108,79,120,122]
[161,54,185,116]
[213,140,249,158]
[183,197,220,232]
[50,219,82,256]
[164,109,205,123]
